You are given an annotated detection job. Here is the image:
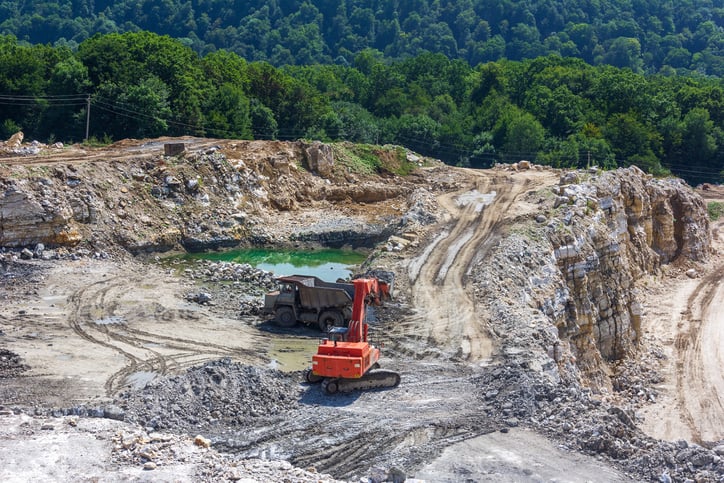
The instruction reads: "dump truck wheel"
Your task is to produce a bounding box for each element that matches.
[318,310,344,333]
[274,306,296,328]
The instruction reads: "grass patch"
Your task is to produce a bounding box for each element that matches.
[333,142,416,176]
[508,219,549,243]
[708,201,724,221]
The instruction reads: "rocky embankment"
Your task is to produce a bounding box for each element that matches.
[0,139,416,255]
[462,165,720,481]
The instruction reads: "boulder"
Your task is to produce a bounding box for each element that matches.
[6,131,23,148]
[303,141,335,178]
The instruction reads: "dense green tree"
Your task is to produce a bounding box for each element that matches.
[0,28,722,184]
[604,111,664,172]
[249,98,278,140]
[494,107,546,159]
[204,83,251,139]
[92,77,172,139]
[40,55,92,140]
[385,113,441,156]
[78,31,207,133]
[331,101,380,144]
[603,37,644,72]
[1,0,722,74]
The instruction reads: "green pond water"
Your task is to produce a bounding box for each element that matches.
[182,247,367,280]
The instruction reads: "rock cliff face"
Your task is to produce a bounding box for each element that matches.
[477,166,711,387]
[547,168,709,379]
[0,180,83,247]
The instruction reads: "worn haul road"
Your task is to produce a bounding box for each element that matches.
[640,185,724,445]
[0,157,636,481]
[401,168,558,362]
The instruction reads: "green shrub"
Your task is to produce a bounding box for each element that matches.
[707,201,724,221]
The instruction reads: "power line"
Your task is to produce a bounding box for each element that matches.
[1,92,721,180]
[0,94,88,100]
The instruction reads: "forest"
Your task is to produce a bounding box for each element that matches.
[1,31,722,184]
[0,0,722,76]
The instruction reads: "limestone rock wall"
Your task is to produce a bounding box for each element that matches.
[547,167,710,380]
[0,179,84,247]
[470,166,711,389]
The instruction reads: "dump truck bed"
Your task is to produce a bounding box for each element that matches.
[275,275,354,309]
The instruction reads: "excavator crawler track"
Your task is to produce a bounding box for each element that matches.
[321,370,401,394]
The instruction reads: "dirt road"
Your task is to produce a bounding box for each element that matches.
[0,136,222,168]
[400,167,558,362]
[640,186,724,444]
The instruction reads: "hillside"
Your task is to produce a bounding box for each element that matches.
[1,34,723,186]
[1,0,723,76]
[1,137,722,481]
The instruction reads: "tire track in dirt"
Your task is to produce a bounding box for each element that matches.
[676,264,724,443]
[216,362,493,479]
[67,275,265,396]
[399,168,556,362]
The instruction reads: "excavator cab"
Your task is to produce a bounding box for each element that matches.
[325,326,349,342]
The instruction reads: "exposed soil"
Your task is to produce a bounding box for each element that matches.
[1,138,722,482]
[639,184,724,445]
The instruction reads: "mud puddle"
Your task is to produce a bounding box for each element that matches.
[267,336,319,372]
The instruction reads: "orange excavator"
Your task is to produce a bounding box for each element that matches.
[305,276,401,394]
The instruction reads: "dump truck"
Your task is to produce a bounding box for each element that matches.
[263,275,355,332]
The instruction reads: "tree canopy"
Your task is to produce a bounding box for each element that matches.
[1,0,723,76]
[0,32,722,185]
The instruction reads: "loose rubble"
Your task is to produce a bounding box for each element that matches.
[117,359,302,432]
[174,259,276,316]
[0,349,29,378]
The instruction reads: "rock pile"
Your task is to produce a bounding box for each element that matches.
[176,259,276,316]
[475,363,723,482]
[0,349,29,378]
[181,259,275,288]
[117,359,302,432]
[0,132,64,156]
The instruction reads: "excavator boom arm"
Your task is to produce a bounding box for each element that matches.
[348,277,389,342]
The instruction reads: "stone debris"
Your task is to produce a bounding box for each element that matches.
[176,259,276,317]
[110,424,342,482]
[117,359,302,432]
[1,132,65,156]
[6,131,23,148]
[194,435,211,448]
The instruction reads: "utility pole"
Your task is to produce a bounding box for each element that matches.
[85,95,91,141]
